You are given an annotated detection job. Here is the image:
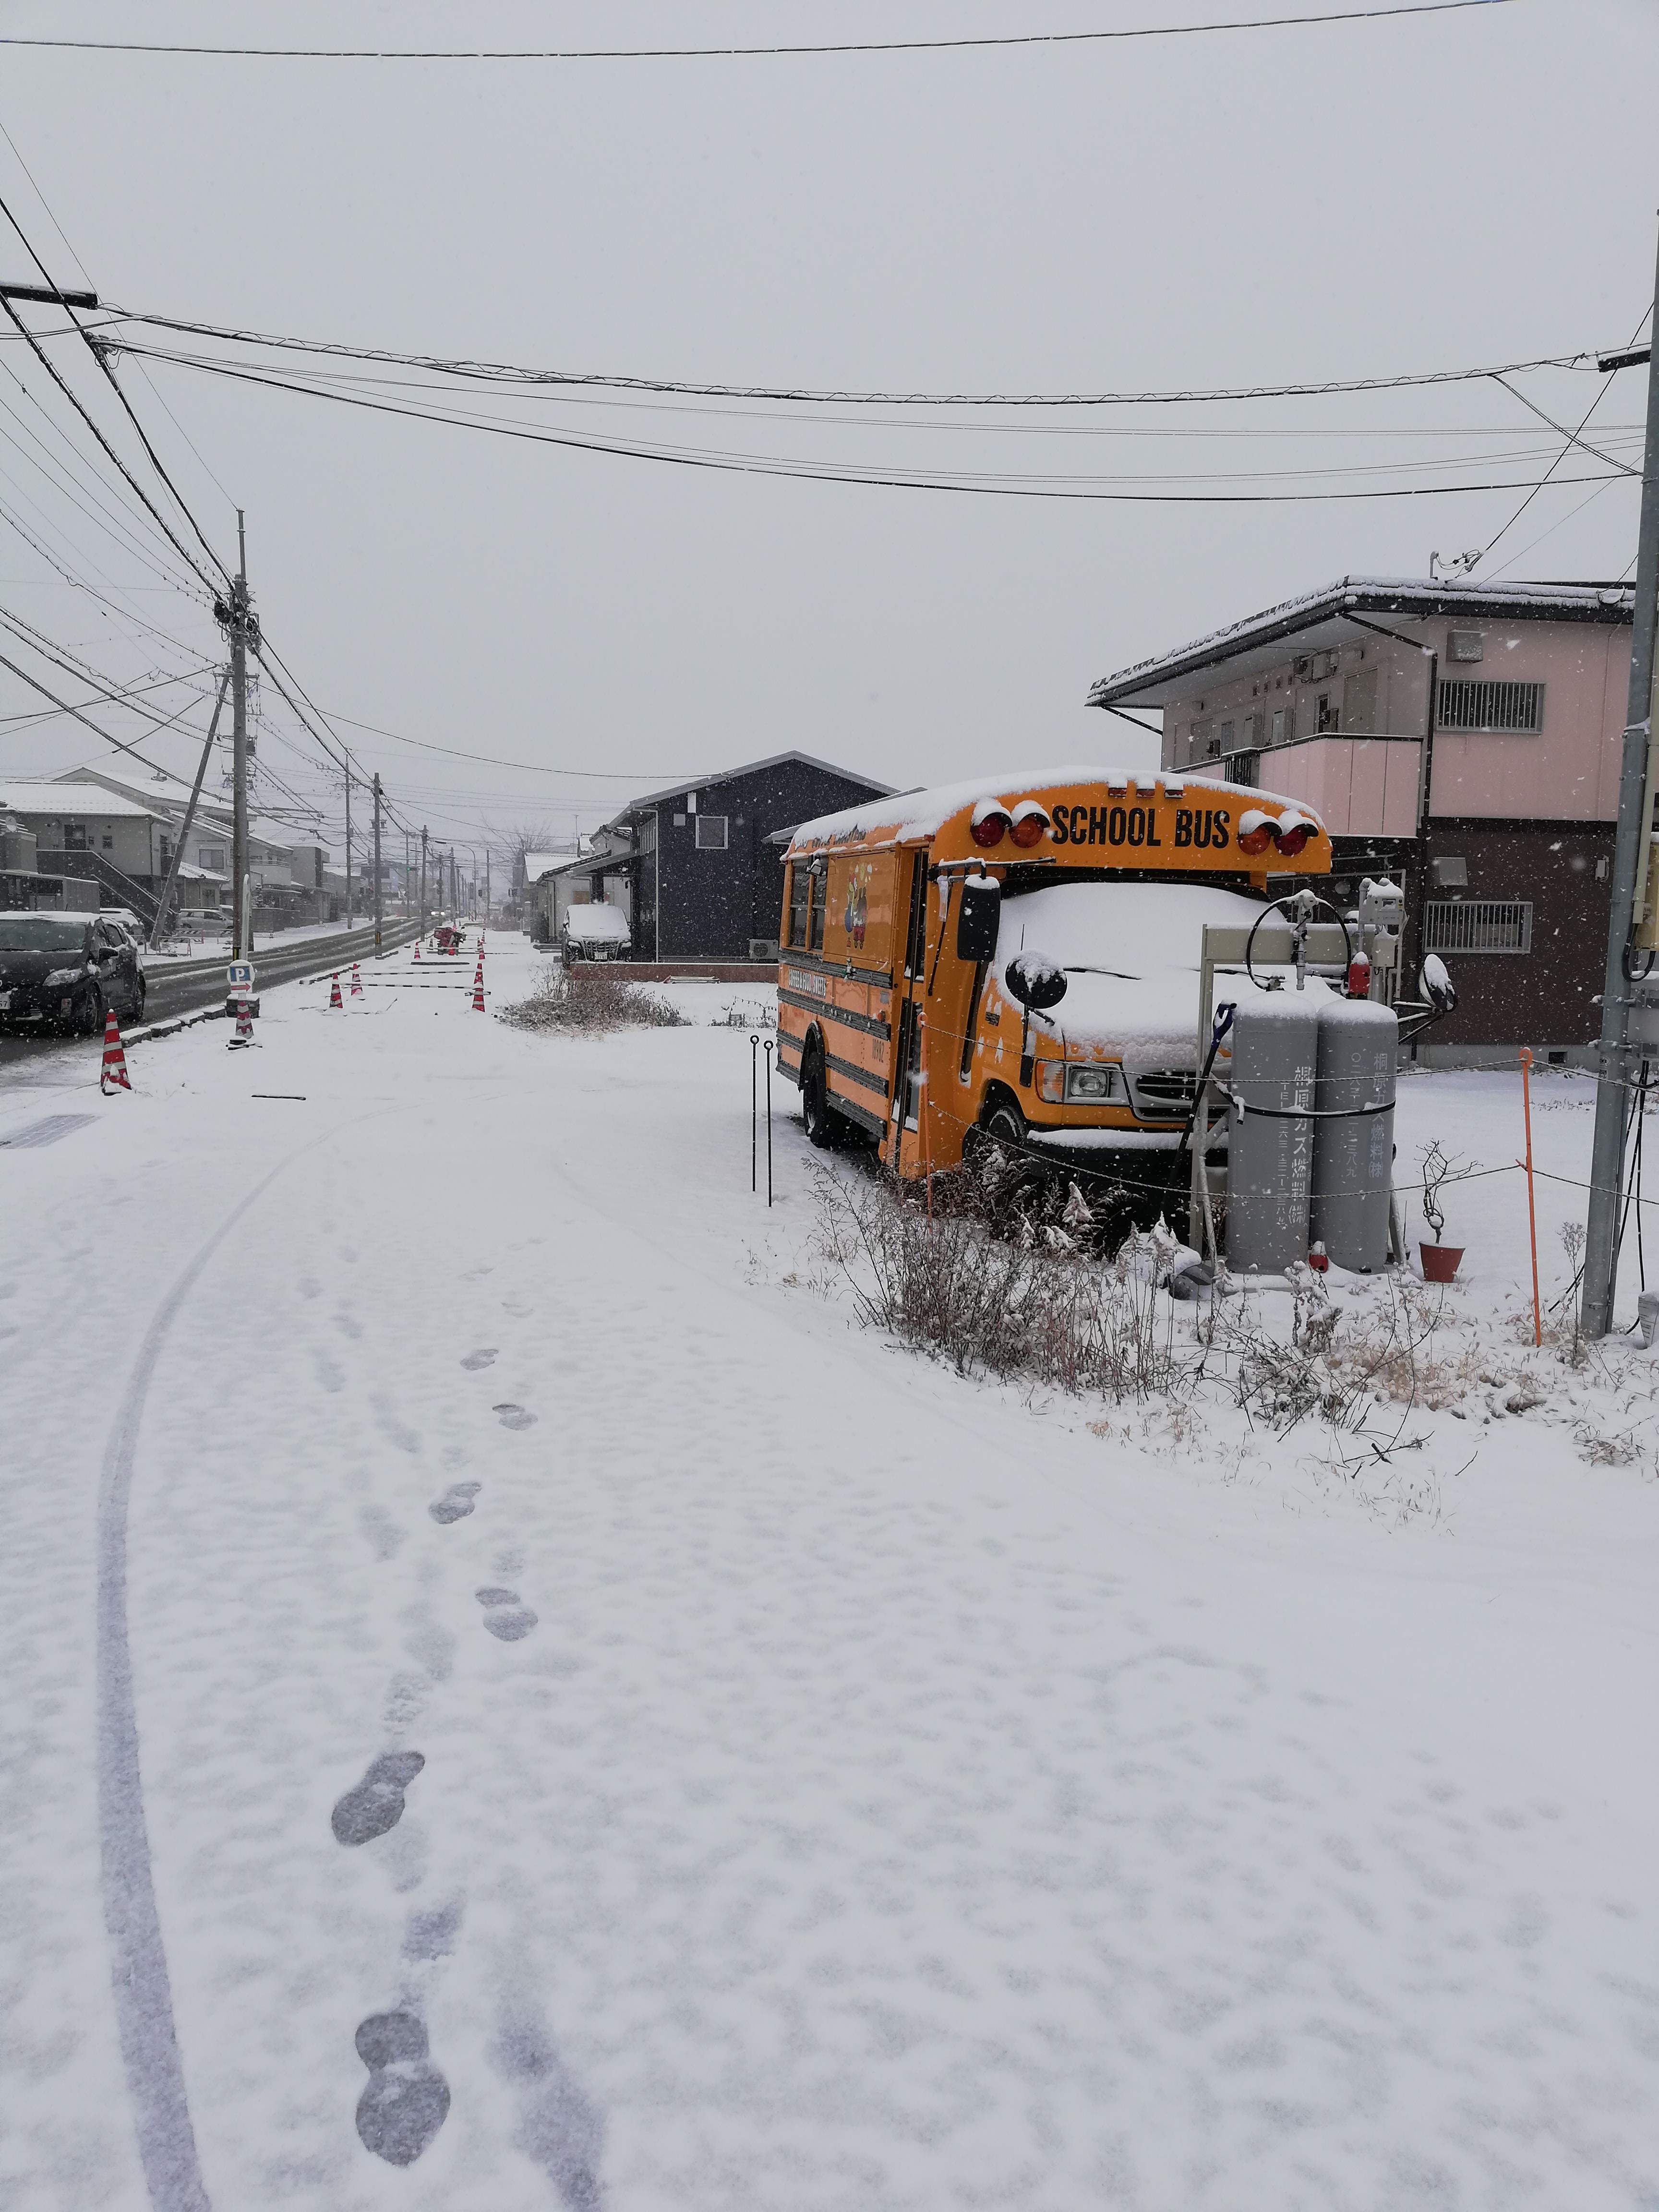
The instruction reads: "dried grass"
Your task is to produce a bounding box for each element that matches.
[501,965,689,1036]
[810,1163,1183,1401]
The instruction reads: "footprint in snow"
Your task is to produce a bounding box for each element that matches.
[493,1404,537,1431]
[477,1587,539,1642]
[460,1347,497,1370]
[332,1752,425,1845]
[354,2011,451,2165]
[429,1481,482,1525]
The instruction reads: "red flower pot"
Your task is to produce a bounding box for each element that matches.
[1419,1242,1464,1284]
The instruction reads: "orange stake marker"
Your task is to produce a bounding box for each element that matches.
[1519,1046,1541,1346]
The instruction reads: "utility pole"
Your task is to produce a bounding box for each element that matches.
[485,846,491,923]
[404,829,411,918]
[344,770,353,928]
[420,825,428,926]
[229,510,251,958]
[1582,223,1659,1340]
[373,773,384,958]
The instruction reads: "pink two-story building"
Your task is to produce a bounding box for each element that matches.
[1088,577,1636,1063]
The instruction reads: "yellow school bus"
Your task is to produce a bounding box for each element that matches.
[775,766,1331,1176]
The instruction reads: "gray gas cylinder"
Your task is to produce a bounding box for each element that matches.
[1310,998,1398,1272]
[1224,994,1319,1274]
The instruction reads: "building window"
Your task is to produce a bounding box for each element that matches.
[1315,692,1340,734]
[695,815,729,851]
[787,863,810,949]
[1436,679,1543,733]
[1422,899,1533,954]
[1270,707,1287,745]
[199,845,225,871]
[102,832,114,849]
[62,822,87,851]
[1226,752,1260,788]
[1219,719,1235,752]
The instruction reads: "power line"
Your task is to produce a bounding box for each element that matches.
[109,310,1595,409]
[1477,303,1656,570]
[102,350,1645,480]
[314,706,700,781]
[0,292,224,594]
[122,343,1626,505]
[0,190,232,588]
[0,3,1515,62]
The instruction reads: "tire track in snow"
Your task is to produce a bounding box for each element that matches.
[97,1146,316,2212]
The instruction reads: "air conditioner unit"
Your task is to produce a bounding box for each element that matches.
[749,939,780,961]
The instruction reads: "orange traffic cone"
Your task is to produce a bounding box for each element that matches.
[328,972,343,1010]
[350,962,363,998]
[471,971,485,1012]
[99,1008,132,1094]
[414,940,421,962]
[228,995,255,1049]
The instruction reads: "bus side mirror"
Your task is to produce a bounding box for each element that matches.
[1005,952,1067,1011]
[956,874,1001,963]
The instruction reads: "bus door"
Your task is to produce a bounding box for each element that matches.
[891,848,929,1138]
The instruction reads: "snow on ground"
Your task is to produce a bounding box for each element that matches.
[2,933,1658,2211]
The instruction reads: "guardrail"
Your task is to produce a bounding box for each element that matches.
[145,918,425,1020]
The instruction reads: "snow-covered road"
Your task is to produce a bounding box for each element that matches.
[3,935,1658,2211]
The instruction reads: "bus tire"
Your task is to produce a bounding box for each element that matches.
[981,1092,1027,1151]
[802,1036,836,1149]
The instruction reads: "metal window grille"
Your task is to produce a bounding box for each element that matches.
[1436,678,1543,732]
[695,815,729,851]
[1225,750,1260,787]
[1422,899,1533,954]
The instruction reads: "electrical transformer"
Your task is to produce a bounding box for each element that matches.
[1309,998,1398,1271]
[1224,994,1319,1273]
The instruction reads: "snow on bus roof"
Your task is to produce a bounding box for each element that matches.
[786,764,1318,849]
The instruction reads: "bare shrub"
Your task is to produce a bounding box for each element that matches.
[811,1164,1183,1402]
[502,965,688,1036]
[715,999,775,1030]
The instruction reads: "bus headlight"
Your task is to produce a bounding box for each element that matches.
[1065,1063,1118,1102]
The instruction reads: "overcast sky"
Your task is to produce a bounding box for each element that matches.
[1,0,1656,864]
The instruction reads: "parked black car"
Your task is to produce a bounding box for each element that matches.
[0,913,147,1034]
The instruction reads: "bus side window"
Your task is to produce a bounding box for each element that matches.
[807,863,827,952]
[787,862,810,949]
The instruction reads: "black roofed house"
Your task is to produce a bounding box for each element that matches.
[546,752,893,962]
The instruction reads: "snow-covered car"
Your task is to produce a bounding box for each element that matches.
[0,911,147,1034]
[562,903,630,962]
[981,879,1275,1149]
[99,909,148,968]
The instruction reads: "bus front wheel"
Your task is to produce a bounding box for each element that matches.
[981,1094,1027,1150]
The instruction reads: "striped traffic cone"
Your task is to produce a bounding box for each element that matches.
[227,995,255,1049]
[350,962,363,998]
[99,1008,132,1094]
[414,940,421,961]
[471,969,485,1012]
[328,972,343,1010]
